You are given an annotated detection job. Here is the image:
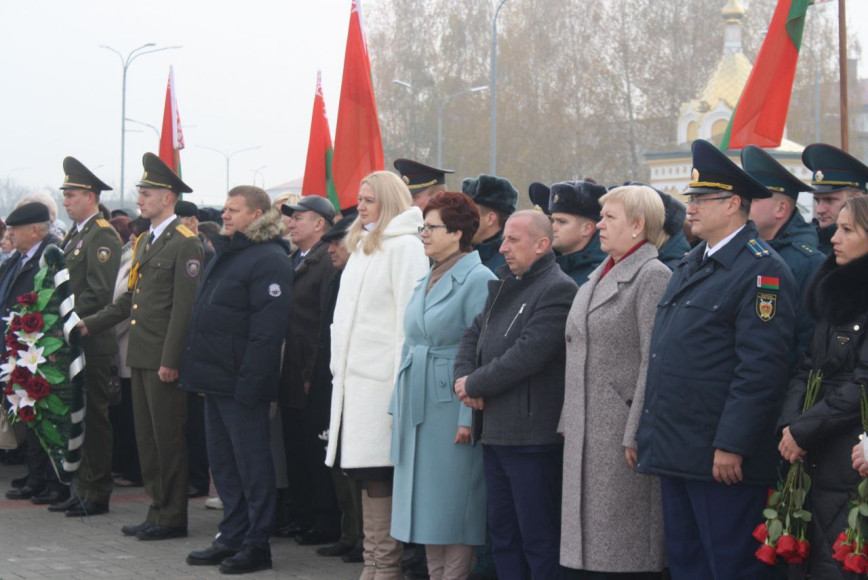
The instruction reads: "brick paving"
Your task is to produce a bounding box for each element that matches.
[0,463,362,579]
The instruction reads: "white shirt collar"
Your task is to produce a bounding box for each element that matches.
[149,215,177,241]
[705,224,746,259]
[76,213,99,231]
[20,242,41,265]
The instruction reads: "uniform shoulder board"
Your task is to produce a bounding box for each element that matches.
[746,238,770,258]
[175,224,196,238]
[794,242,818,257]
[95,218,112,228]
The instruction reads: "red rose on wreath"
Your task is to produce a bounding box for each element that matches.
[20,312,44,333]
[755,543,777,565]
[17,406,35,423]
[4,383,13,395]
[833,532,854,562]
[24,375,51,400]
[752,523,768,543]
[8,316,23,332]
[16,292,38,306]
[797,539,810,560]
[10,365,32,386]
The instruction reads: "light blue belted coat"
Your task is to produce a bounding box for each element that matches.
[389,251,495,545]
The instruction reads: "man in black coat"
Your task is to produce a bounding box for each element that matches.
[635,140,796,579]
[277,195,340,544]
[1,203,64,502]
[454,210,578,580]
[180,186,293,574]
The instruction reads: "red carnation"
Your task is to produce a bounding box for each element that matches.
[797,539,810,560]
[755,543,777,566]
[752,523,768,543]
[775,534,799,560]
[16,292,38,306]
[24,375,51,400]
[833,533,854,562]
[20,312,44,333]
[17,406,35,423]
[10,366,32,386]
[843,552,868,574]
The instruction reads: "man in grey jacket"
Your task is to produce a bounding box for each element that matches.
[454,210,577,580]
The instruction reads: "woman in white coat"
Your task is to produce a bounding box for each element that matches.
[327,171,429,579]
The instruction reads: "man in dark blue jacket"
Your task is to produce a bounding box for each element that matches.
[636,140,796,579]
[180,186,293,574]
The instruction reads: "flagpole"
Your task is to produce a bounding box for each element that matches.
[838,0,849,151]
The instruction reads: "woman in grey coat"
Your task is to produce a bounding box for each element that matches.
[559,185,671,578]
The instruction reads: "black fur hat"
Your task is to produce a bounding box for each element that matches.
[549,180,607,221]
[461,174,518,216]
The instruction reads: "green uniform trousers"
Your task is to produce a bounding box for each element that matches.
[131,367,188,527]
[73,354,114,503]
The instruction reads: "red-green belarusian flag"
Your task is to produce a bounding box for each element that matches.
[719,0,811,150]
[302,71,339,210]
[332,0,384,210]
[158,66,185,174]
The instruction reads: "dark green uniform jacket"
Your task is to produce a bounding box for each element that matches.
[555,232,607,287]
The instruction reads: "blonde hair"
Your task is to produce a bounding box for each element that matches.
[272,191,301,209]
[345,171,413,255]
[599,185,666,250]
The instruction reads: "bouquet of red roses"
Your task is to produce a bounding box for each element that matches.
[829,387,868,574]
[753,370,821,566]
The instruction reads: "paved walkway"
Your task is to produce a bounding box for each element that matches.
[0,462,361,579]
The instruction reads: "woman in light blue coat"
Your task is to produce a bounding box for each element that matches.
[390,192,495,580]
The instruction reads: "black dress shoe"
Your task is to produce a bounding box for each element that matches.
[11,475,28,489]
[121,521,154,537]
[5,484,44,500]
[136,524,188,541]
[66,499,109,517]
[187,544,239,566]
[341,545,364,563]
[48,496,80,512]
[316,541,355,557]
[187,485,210,498]
[295,528,341,546]
[219,545,272,574]
[31,486,71,505]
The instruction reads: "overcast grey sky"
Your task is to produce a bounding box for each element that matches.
[0,0,865,210]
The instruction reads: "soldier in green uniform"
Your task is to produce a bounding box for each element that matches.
[80,153,203,540]
[743,146,825,362]
[801,143,868,255]
[47,157,122,517]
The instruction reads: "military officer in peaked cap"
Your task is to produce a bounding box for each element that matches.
[635,139,796,579]
[80,152,203,540]
[393,158,454,211]
[802,143,868,255]
[743,145,825,362]
[462,174,518,273]
[43,157,122,516]
[529,179,608,286]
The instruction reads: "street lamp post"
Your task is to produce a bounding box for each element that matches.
[252,165,268,188]
[101,43,181,208]
[437,86,489,167]
[490,0,508,174]
[198,146,262,193]
[125,117,160,139]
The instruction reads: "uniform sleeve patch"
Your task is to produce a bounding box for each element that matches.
[186,259,201,278]
[268,283,282,297]
[97,247,111,263]
[756,292,777,322]
[756,275,780,290]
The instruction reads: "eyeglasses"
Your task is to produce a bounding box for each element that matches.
[418,224,448,234]
[686,195,733,207]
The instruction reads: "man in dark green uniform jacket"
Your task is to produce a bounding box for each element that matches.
[80,153,203,540]
[743,145,825,362]
[802,143,868,255]
[462,174,518,273]
[47,157,121,517]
